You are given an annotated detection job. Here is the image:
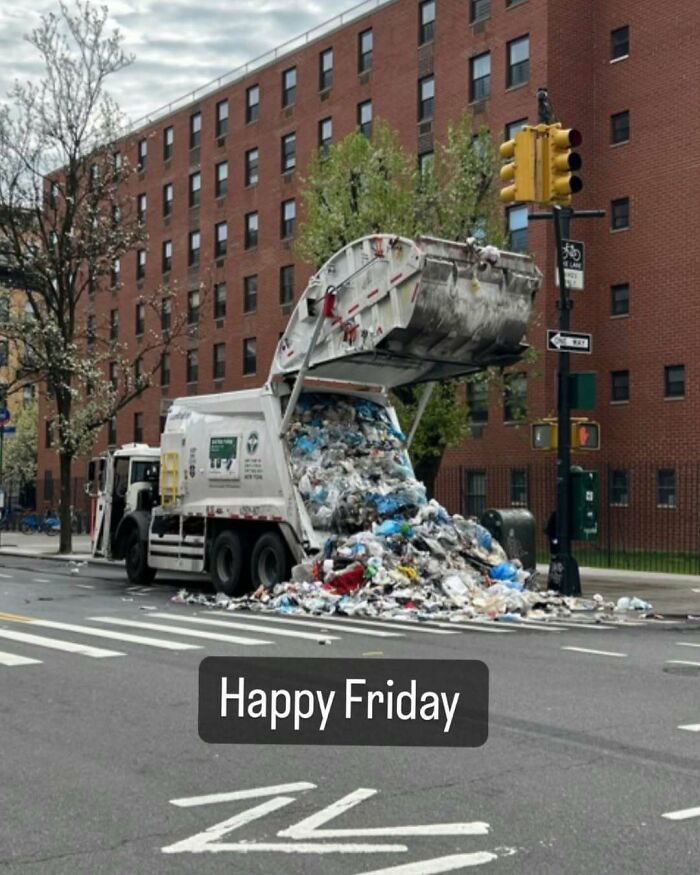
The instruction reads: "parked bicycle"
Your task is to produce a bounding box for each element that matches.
[20,511,60,536]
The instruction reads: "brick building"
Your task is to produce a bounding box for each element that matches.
[37,0,700,550]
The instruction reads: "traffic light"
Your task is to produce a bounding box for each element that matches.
[499,127,537,203]
[571,421,600,450]
[544,123,582,205]
[531,421,557,450]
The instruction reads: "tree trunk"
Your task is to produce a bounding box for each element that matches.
[414,455,443,502]
[58,450,72,554]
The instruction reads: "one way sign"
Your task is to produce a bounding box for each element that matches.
[547,330,592,354]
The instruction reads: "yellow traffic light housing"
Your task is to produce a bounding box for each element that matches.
[571,421,600,450]
[531,421,558,450]
[499,128,537,203]
[544,123,583,205]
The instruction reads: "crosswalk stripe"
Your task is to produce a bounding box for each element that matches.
[499,620,562,633]
[522,619,612,631]
[561,646,627,658]
[216,613,404,638]
[298,616,460,636]
[417,620,515,634]
[678,723,700,732]
[667,660,700,667]
[675,642,700,649]
[0,649,42,667]
[20,618,202,651]
[88,617,271,646]
[0,628,124,658]
[152,613,340,642]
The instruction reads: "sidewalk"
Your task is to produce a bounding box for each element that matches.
[1,535,699,616]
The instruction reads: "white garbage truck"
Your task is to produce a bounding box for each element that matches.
[87,234,541,591]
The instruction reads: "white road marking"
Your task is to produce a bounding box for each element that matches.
[661,806,700,821]
[675,642,700,649]
[508,620,563,632]
[425,620,515,634]
[226,614,403,638]
[0,573,13,579]
[88,616,271,646]
[21,618,201,651]
[0,628,124,658]
[0,649,42,667]
[666,660,700,668]
[600,619,645,627]
[304,616,459,635]
[678,723,700,732]
[74,583,94,589]
[152,613,340,643]
[692,589,700,594]
[526,619,612,631]
[353,852,499,874]
[171,782,317,808]
[561,646,627,658]
[32,578,51,583]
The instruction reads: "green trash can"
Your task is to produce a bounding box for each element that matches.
[479,508,536,572]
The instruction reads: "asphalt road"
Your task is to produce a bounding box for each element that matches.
[1,555,699,874]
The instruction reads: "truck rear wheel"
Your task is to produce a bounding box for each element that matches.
[125,529,156,586]
[251,532,289,591]
[211,530,244,596]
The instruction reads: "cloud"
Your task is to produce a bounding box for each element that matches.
[0,0,351,122]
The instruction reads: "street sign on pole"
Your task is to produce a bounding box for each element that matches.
[554,239,584,290]
[547,329,592,354]
[0,408,10,424]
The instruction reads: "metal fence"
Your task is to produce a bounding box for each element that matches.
[435,461,700,574]
[1,476,91,533]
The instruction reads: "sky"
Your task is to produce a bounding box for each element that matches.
[0,0,357,124]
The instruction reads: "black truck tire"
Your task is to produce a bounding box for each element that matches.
[251,531,289,591]
[125,528,156,586]
[211,530,245,596]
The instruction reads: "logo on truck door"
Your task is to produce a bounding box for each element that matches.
[246,432,259,454]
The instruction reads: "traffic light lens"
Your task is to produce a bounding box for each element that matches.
[569,153,582,172]
[569,129,582,148]
[570,176,583,194]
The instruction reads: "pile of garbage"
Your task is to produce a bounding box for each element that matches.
[173,393,653,622]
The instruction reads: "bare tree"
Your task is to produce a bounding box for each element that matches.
[0,2,186,552]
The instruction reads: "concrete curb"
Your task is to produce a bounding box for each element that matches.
[0,548,108,565]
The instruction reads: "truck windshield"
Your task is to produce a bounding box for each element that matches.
[131,461,159,484]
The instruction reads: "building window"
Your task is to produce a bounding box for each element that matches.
[163,126,173,160]
[109,361,118,390]
[133,412,143,443]
[214,282,227,320]
[245,212,258,249]
[213,343,226,380]
[135,302,145,336]
[238,274,256,314]
[610,470,629,506]
[611,25,629,60]
[112,150,122,180]
[190,111,201,148]
[216,99,228,137]
[161,239,172,274]
[186,349,198,384]
[358,100,372,138]
[214,221,228,258]
[657,469,676,507]
[163,182,173,217]
[319,117,332,155]
[109,309,119,341]
[107,417,117,446]
[467,377,489,424]
[137,192,147,222]
[419,0,435,44]
[470,0,490,23]
[137,138,147,171]
[188,230,200,267]
[282,67,296,107]
[161,297,171,332]
[665,364,685,399]
[189,171,201,208]
[506,117,528,139]
[281,199,296,239]
[611,369,629,402]
[470,52,491,102]
[281,131,296,172]
[246,84,259,123]
[611,282,629,316]
[611,110,630,144]
[215,161,228,197]
[611,197,629,230]
[510,469,528,507]
[243,337,257,375]
[504,372,527,422]
[136,249,146,281]
[508,205,528,251]
[464,470,487,518]
[507,35,529,88]
[320,48,333,90]
[187,289,200,325]
[45,419,54,449]
[245,147,259,186]
[358,28,373,73]
[280,265,294,306]
[418,75,434,122]
[110,258,120,287]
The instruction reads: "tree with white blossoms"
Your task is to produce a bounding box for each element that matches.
[0,2,189,552]
[2,398,38,500]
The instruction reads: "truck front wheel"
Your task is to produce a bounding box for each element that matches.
[251,532,289,591]
[125,529,156,586]
[211,530,244,596]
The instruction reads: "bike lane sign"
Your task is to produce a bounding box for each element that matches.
[554,239,584,290]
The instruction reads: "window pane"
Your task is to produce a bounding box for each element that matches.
[419,0,435,44]
[657,469,675,507]
[464,470,487,518]
[244,275,257,313]
[665,364,684,398]
[508,205,528,251]
[243,337,257,375]
[611,283,629,315]
[610,469,629,505]
[611,25,629,59]
[504,372,527,421]
[507,36,529,88]
[470,52,490,101]
[470,0,490,23]
[611,369,629,401]
[467,377,488,423]
[611,110,630,144]
[611,197,629,229]
[510,469,527,506]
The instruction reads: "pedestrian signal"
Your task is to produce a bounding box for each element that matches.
[571,421,599,450]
